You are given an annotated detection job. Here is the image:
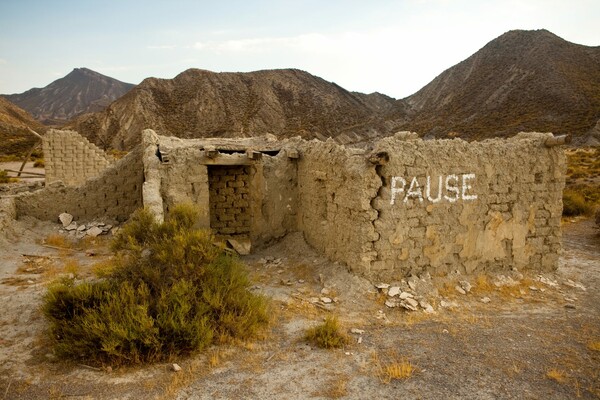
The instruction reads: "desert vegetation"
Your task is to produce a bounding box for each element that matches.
[563,147,600,216]
[42,204,270,366]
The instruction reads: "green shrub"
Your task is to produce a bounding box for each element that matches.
[563,189,594,217]
[304,316,350,349]
[33,158,45,168]
[42,204,270,365]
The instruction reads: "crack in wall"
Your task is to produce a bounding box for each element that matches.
[369,163,386,269]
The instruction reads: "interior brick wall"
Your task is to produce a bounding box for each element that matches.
[208,165,251,236]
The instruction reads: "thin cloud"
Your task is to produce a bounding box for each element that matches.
[147,45,177,50]
[0,58,7,65]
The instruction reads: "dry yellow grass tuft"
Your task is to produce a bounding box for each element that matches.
[44,234,70,249]
[373,352,415,383]
[320,374,349,399]
[63,258,80,277]
[587,340,600,352]
[208,349,220,368]
[546,368,568,384]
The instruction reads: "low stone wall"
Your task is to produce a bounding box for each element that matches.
[14,148,143,222]
[43,129,111,186]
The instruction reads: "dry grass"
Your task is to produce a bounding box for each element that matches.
[373,352,415,384]
[43,234,71,249]
[304,316,350,349]
[587,340,600,352]
[546,368,568,384]
[317,374,349,399]
[207,349,220,368]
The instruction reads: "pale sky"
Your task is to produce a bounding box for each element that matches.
[0,0,598,99]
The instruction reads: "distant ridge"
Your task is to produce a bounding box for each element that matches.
[67,68,406,149]
[0,97,46,155]
[400,29,600,144]
[3,68,134,125]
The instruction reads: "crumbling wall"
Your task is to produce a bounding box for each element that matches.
[43,129,112,186]
[145,131,564,279]
[368,132,565,279]
[296,132,565,279]
[296,140,380,273]
[146,131,298,247]
[14,147,143,222]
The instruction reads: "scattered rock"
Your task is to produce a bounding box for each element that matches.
[455,285,466,295]
[227,238,251,255]
[563,279,586,291]
[385,299,397,308]
[58,213,73,227]
[320,297,332,304]
[172,363,182,372]
[399,291,413,300]
[77,224,86,232]
[537,276,558,288]
[350,328,365,335]
[459,280,472,293]
[564,304,576,309]
[405,297,419,308]
[529,286,538,291]
[86,226,103,237]
[480,297,491,304]
[357,337,363,344]
[387,286,401,297]
[65,222,77,231]
[440,300,458,309]
[375,283,390,290]
[320,287,330,295]
[408,279,417,291]
[419,301,434,313]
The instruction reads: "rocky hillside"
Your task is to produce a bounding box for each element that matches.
[3,68,134,125]
[401,29,600,144]
[67,69,406,149]
[65,29,600,149]
[0,97,46,156]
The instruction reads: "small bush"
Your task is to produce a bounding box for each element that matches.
[33,158,45,168]
[304,316,349,349]
[562,190,593,216]
[42,204,270,365]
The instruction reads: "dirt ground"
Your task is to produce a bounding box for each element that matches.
[0,216,598,399]
[1,162,45,182]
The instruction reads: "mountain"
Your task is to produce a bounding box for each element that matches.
[3,68,135,125]
[400,29,600,143]
[67,68,405,149]
[65,29,600,149]
[0,97,46,156]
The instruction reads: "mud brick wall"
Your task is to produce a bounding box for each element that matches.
[297,132,565,280]
[144,131,298,246]
[208,166,251,236]
[144,131,565,279]
[42,129,112,186]
[296,140,380,273]
[14,147,143,222]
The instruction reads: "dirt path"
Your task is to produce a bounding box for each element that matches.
[0,219,598,399]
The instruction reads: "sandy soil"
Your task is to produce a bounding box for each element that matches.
[0,217,598,399]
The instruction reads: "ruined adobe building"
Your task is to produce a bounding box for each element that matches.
[8,129,566,280]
